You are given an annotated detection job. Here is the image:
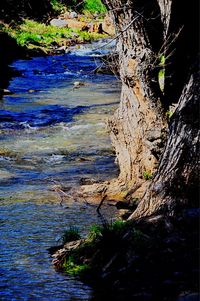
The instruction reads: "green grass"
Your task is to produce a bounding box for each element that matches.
[6,20,73,47]
[63,256,89,276]
[2,19,106,52]
[59,220,149,277]
[88,220,128,241]
[61,227,81,244]
[83,0,107,14]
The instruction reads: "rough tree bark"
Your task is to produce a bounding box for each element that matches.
[130,71,199,219]
[105,0,167,187]
[102,0,199,214]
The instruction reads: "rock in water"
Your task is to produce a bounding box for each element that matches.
[73,81,85,88]
[3,89,13,95]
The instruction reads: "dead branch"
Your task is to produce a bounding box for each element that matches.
[97,186,108,213]
[93,15,140,51]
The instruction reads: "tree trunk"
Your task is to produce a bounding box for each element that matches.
[105,0,167,187]
[129,71,199,219]
[102,0,199,213]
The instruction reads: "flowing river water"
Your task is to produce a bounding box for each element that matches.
[0,40,120,300]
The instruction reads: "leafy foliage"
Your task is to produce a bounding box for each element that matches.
[50,0,65,13]
[82,0,107,13]
[58,0,107,13]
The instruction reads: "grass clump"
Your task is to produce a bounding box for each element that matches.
[63,256,89,276]
[60,220,149,276]
[62,226,81,244]
[88,220,129,242]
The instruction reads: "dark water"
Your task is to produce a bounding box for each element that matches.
[0,41,120,300]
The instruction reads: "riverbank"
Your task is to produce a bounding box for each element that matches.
[0,1,115,95]
[51,212,199,301]
[0,15,113,56]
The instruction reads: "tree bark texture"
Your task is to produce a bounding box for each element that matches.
[103,0,170,186]
[130,72,199,219]
[102,0,199,213]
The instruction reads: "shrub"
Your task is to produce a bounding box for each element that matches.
[50,0,65,13]
[82,0,107,14]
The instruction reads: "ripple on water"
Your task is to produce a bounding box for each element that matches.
[0,41,120,300]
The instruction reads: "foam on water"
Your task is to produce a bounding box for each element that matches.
[0,40,120,300]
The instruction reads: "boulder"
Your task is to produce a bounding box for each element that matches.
[62,11,78,19]
[69,11,78,19]
[102,15,115,36]
[50,19,68,28]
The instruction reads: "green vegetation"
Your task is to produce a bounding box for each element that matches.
[83,0,107,14]
[158,55,165,92]
[143,171,153,180]
[50,0,65,13]
[58,220,149,277]
[61,226,81,244]
[0,0,108,54]
[63,256,89,276]
[3,20,72,48]
[1,19,106,52]
[166,110,173,119]
[61,0,107,14]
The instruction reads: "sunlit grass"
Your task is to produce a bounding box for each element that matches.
[2,19,107,50]
[7,20,73,47]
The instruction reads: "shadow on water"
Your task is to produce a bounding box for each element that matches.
[0,32,26,98]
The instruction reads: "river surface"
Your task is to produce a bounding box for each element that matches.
[0,40,120,300]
